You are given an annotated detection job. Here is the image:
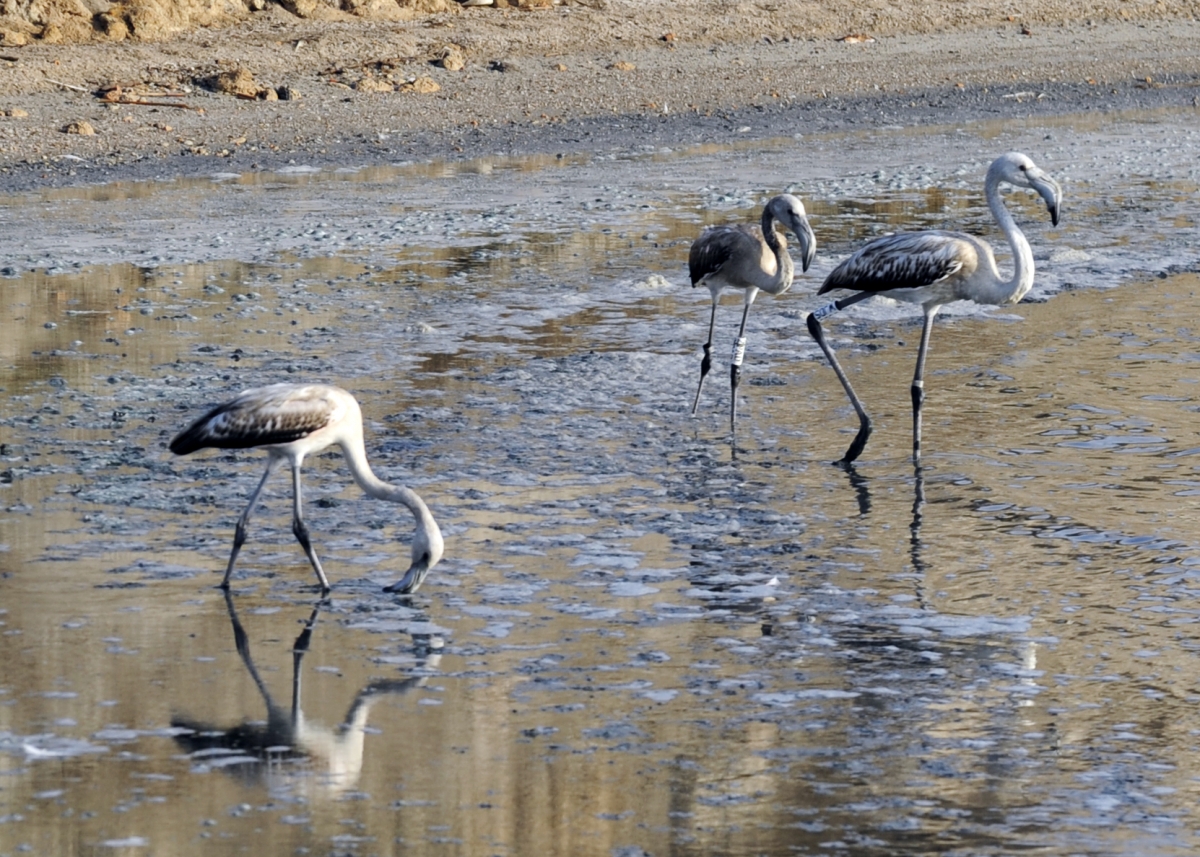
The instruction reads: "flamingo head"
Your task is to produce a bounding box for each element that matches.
[768,193,817,272]
[994,152,1062,226]
[384,514,444,595]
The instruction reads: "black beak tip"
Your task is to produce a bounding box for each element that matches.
[384,561,430,595]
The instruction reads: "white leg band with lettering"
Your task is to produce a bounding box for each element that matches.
[811,302,839,322]
[731,337,747,367]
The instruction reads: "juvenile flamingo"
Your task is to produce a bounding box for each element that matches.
[170,383,443,594]
[688,193,816,432]
[807,152,1062,464]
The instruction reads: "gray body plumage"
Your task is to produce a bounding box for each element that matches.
[690,223,791,295]
[689,193,816,297]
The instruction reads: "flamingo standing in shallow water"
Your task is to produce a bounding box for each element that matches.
[688,193,816,432]
[806,152,1062,465]
[170,383,444,594]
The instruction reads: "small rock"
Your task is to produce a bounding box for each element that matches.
[97,14,128,41]
[204,67,260,99]
[552,63,567,72]
[44,321,57,329]
[277,86,299,100]
[258,86,278,100]
[400,76,440,94]
[609,60,636,72]
[0,28,30,47]
[438,45,465,71]
[355,76,395,93]
[5,108,29,119]
[63,120,96,136]
[277,0,321,16]
[488,59,517,73]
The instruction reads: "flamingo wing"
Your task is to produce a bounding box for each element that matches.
[170,384,342,454]
[688,225,766,287]
[819,231,978,296]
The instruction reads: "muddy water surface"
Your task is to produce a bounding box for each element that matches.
[3,107,1200,855]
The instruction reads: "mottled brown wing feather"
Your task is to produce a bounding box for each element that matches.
[170,385,336,455]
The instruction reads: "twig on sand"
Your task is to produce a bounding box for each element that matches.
[100,86,205,112]
[104,97,206,112]
[46,78,90,93]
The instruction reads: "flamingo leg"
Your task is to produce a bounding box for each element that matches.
[729,300,752,434]
[289,459,331,593]
[221,457,281,589]
[691,297,719,415]
[806,293,875,465]
[910,307,939,463]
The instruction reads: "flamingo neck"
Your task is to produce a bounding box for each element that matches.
[760,208,795,294]
[984,170,1035,305]
[338,429,437,529]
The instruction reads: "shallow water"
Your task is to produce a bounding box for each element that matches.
[2,106,1200,855]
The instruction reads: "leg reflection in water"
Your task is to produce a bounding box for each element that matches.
[909,462,929,611]
[172,591,439,795]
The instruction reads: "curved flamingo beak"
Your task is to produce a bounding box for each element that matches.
[384,555,433,595]
[790,213,817,272]
[1030,170,1062,227]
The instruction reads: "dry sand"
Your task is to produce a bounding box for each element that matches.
[0,0,1198,192]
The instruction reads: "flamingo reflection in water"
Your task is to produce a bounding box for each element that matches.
[171,592,440,795]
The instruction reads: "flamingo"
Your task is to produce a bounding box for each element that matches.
[170,383,444,594]
[806,152,1062,464]
[688,193,816,432]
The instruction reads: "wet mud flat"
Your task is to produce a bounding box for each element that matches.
[2,100,1200,854]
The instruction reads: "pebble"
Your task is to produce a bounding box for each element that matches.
[400,76,440,94]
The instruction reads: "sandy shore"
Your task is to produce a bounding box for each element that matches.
[0,1,1198,192]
